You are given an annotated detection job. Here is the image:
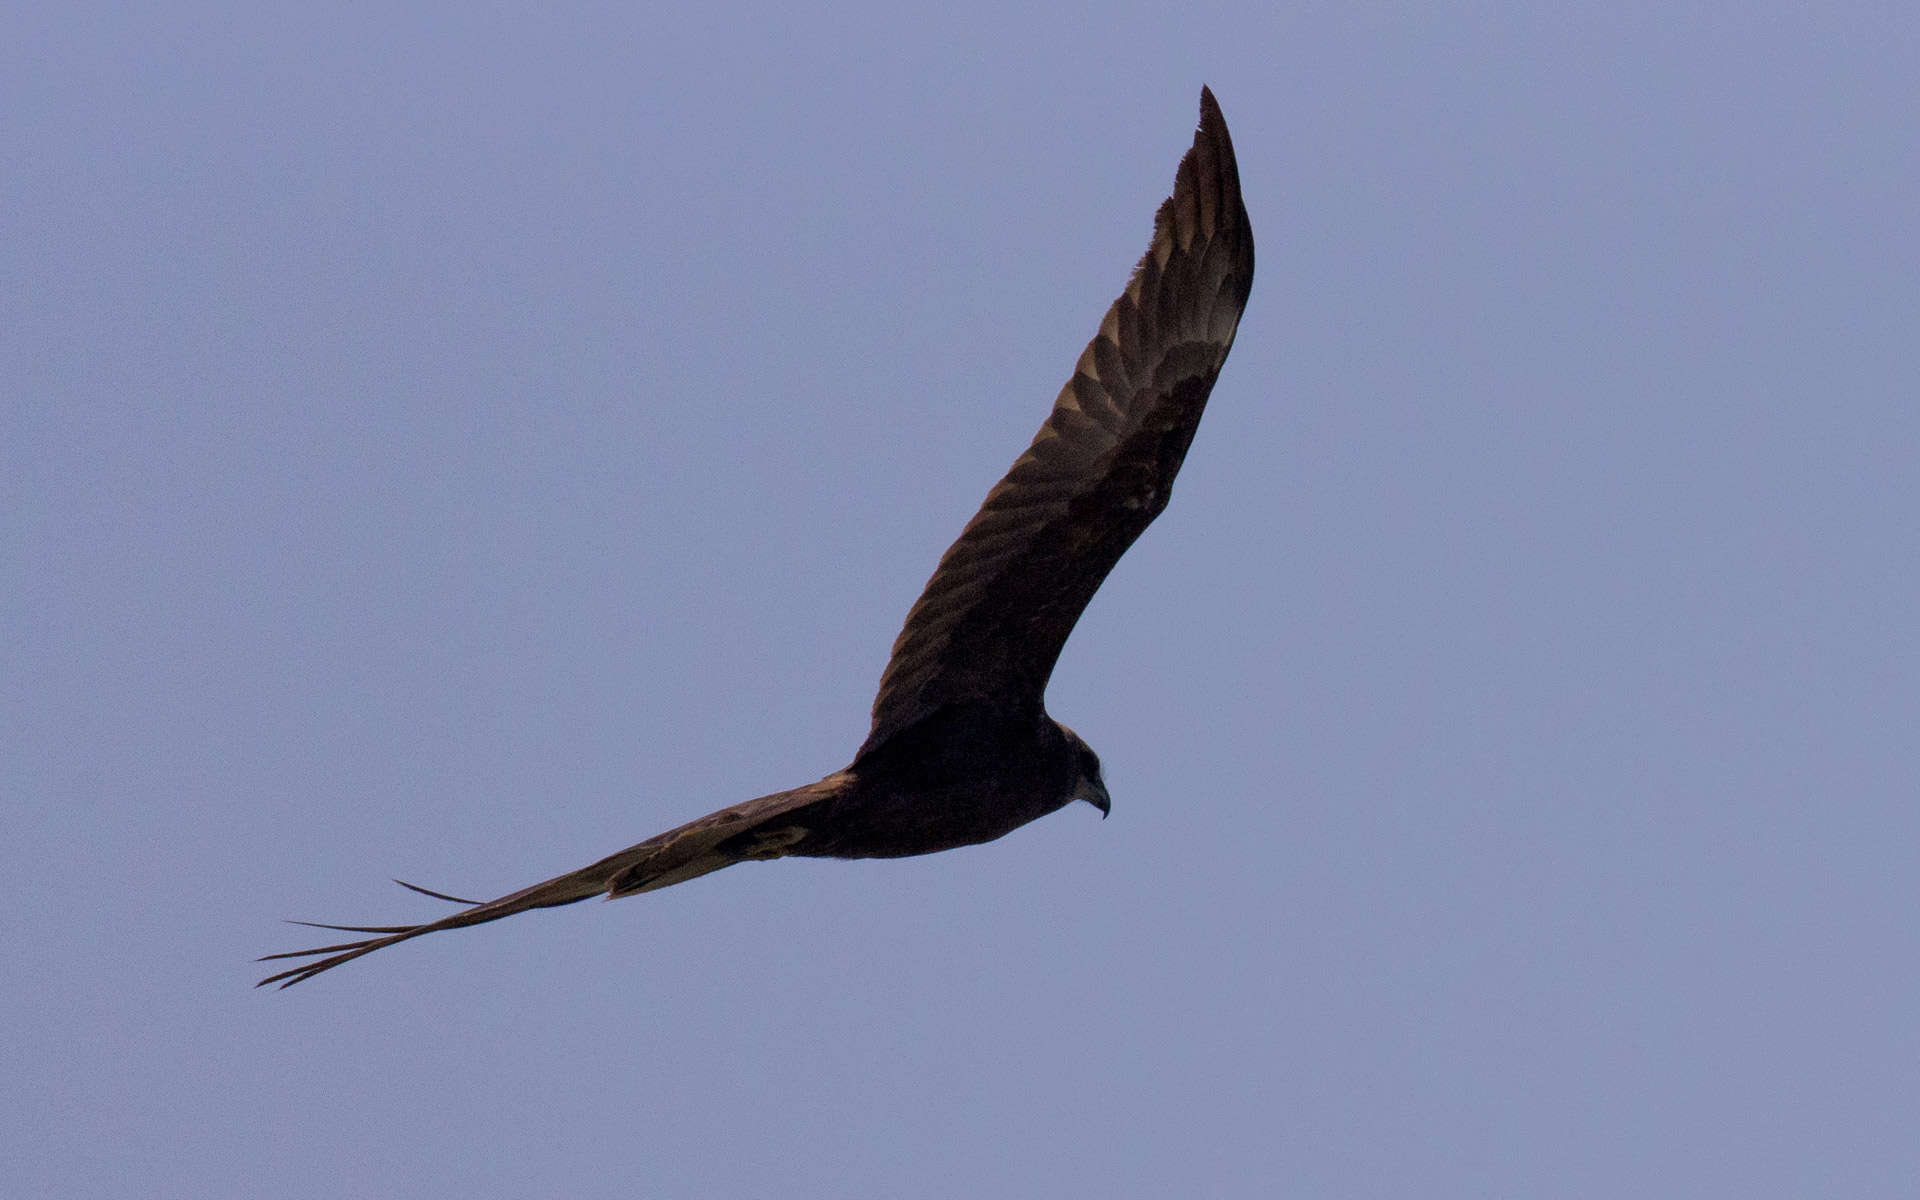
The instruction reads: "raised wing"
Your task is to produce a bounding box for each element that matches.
[862,87,1255,754]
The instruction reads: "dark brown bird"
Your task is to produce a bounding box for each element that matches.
[259,87,1254,987]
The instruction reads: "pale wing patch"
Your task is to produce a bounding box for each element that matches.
[737,825,809,859]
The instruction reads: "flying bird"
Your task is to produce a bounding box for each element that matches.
[260,87,1254,987]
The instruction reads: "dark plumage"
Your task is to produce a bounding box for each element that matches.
[260,87,1254,987]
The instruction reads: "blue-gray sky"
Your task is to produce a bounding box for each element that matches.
[9,5,1918,1196]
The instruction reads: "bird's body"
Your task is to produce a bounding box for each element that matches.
[261,87,1253,987]
[788,706,1103,860]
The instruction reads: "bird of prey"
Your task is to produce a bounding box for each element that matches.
[260,87,1254,987]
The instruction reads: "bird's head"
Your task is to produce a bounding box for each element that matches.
[1056,722,1111,818]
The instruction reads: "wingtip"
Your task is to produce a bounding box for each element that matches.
[1193,86,1235,160]
[1197,85,1225,133]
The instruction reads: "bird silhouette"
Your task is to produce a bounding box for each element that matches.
[260,87,1253,987]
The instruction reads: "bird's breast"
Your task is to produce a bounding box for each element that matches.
[791,771,1074,860]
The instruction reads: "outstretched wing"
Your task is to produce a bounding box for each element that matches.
[863,87,1255,754]
[257,779,840,987]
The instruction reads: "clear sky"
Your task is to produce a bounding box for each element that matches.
[8,4,1917,1197]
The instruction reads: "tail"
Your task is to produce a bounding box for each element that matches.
[257,776,843,988]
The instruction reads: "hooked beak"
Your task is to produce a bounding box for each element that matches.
[1078,776,1111,819]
